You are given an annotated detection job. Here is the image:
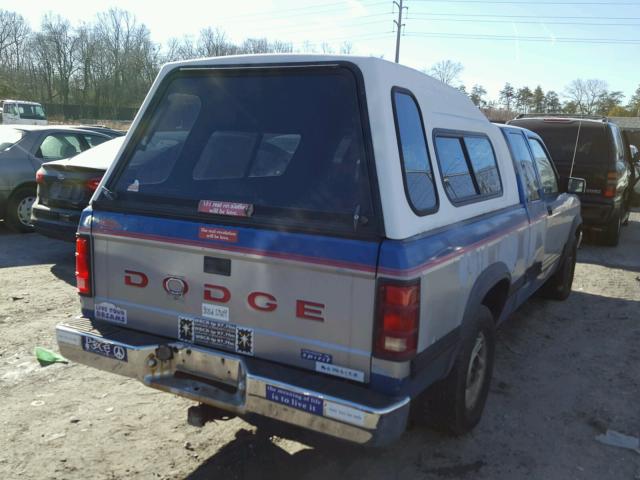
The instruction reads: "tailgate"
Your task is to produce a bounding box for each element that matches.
[88,211,379,382]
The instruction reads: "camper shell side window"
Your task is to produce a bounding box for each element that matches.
[433,129,503,206]
[391,87,439,216]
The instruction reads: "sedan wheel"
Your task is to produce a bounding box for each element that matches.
[16,195,36,227]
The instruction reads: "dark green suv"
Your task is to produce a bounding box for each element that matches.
[508,115,638,246]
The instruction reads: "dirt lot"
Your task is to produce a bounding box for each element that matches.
[1,214,639,480]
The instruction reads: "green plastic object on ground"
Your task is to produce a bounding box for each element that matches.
[34,347,68,366]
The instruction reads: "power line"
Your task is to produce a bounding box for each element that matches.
[412,0,639,4]
[409,12,640,20]
[407,32,640,44]
[408,17,640,26]
[215,0,390,23]
[288,31,395,48]
[225,18,390,38]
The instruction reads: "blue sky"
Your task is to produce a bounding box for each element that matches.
[6,0,640,102]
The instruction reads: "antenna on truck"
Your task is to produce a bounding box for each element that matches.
[568,120,582,179]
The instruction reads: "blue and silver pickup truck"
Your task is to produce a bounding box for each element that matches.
[56,55,583,446]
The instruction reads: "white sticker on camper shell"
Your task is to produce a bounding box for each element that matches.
[324,401,366,427]
[94,303,127,325]
[315,362,365,383]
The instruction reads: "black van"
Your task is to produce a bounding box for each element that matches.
[508,115,636,246]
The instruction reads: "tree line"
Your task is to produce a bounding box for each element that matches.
[0,8,351,119]
[1,8,638,120]
[429,60,640,117]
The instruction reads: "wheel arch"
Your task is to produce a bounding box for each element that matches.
[462,262,511,334]
[10,181,38,199]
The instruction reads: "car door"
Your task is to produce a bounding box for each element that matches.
[504,130,546,287]
[527,136,572,272]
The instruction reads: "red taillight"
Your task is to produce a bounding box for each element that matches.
[85,177,103,192]
[603,171,617,198]
[75,236,92,296]
[374,279,420,361]
[36,168,46,184]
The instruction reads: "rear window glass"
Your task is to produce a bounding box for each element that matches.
[0,128,24,150]
[108,68,375,233]
[38,134,83,160]
[512,121,609,177]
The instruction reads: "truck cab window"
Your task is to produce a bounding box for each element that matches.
[529,139,558,195]
[507,132,540,201]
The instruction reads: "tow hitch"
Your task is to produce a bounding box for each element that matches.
[187,403,237,427]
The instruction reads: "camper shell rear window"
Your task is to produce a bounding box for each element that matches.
[103,65,379,237]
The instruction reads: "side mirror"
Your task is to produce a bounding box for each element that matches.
[630,145,639,164]
[567,177,586,194]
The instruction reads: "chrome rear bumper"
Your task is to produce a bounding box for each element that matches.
[56,318,410,446]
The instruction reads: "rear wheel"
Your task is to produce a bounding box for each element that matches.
[601,211,621,247]
[540,237,577,301]
[6,187,36,233]
[413,306,495,435]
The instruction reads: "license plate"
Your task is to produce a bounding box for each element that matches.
[81,336,128,362]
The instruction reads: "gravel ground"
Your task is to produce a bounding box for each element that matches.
[0,213,639,480]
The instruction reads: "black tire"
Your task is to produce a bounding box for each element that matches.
[622,210,630,226]
[6,186,37,233]
[601,211,621,247]
[413,306,495,435]
[540,237,577,301]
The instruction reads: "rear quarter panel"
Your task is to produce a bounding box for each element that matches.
[378,205,529,352]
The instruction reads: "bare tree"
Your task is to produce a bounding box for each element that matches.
[197,27,230,57]
[321,42,333,54]
[270,40,293,53]
[565,79,608,114]
[429,59,463,86]
[0,10,30,71]
[241,38,269,54]
[339,41,353,54]
[165,36,197,61]
[29,31,56,102]
[41,14,78,105]
[94,8,157,115]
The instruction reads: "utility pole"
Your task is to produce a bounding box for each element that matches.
[393,0,407,63]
